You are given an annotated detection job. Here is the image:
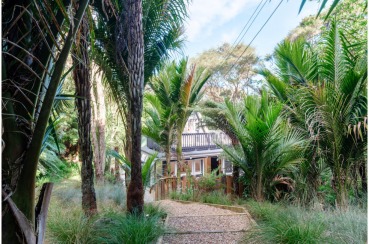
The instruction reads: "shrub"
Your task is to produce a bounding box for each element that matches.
[197,170,222,192]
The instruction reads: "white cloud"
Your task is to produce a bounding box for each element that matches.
[184,0,257,41]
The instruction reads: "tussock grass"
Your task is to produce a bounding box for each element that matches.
[244,200,367,244]
[91,211,165,244]
[46,178,165,244]
[200,191,233,206]
[170,190,233,205]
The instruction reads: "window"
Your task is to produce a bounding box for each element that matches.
[222,159,233,175]
[192,159,204,175]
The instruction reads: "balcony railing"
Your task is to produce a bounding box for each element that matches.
[146,133,232,152]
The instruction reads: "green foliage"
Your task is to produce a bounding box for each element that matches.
[262,19,367,207]
[244,200,367,244]
[95,183,126,208]
[197,169,222,192]
[107,150,158,188]
[91,211,165,244]
[170,188,233,206]
[200,191,233,206]
[47,178,165,243]
[144,203,167,220]
[47,203,94,244]
[170,190,194,201]
[219,90,307,201]
[192,42,260,102]
[47,203,165,244]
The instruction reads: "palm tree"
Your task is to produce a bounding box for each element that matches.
[219,90,307,201]
[72,11,98,216]
[200,100,241,194]
[174,59,210,181]
[143,92,177,176]
[143,59,209,185]
[2,0,89,242]
[90,0,188,213]
[261,22,367,208]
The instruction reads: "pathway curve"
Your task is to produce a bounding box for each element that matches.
[156,200,254,244]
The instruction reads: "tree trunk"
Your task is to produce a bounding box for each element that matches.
[176,131,183,189]
[124,0,145,214]
[72,13,97,216]
[114,146,121,182]
[165,147,171,176]
[359,162,367,193]
[333,169,348,209]
[255,153,264,202]
[91,66,106,182]
[230,136,240,196]
[232,165,240,196]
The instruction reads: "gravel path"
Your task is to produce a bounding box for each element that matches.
[156,200,253,244]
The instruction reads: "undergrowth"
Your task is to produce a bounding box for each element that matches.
[46,178,165,244]
[244,200,367,244]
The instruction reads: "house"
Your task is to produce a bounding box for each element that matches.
[141,112,234,180]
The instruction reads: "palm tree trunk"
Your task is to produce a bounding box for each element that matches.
[255,152,264,202]
[359,162,367,193]
[125,0,145,214]
[176,131,183,189]
[333,169,348,209]
[114,147,121,182]
[231,136,240,196]
[72,13,97,216]
[165,147,171,176]
[91,67,106,182]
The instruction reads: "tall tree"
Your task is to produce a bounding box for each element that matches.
[72,11,98,215]
[261,22,367,208]
[91,0,187,167]
[174,59,210,183]
[192,43,259,102]
[91,0,188,212]
[118,0,145,214]
[143,92,177,176]
[91,65,106,182]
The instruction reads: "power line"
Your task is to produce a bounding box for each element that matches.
[224,0,284,78]
[222,0,268,63]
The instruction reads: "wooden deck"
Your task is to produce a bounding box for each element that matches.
[147,133,232,152]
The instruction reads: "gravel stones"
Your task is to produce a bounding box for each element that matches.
[156,200,253,244]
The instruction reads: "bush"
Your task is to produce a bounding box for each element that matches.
[197,170,222,192]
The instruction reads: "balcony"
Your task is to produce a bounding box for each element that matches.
[146,132,232,152]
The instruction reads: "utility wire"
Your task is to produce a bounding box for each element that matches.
[223,0,284,78]
[222,0,268,64]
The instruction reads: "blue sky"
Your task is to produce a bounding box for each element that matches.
[182,0,323,58]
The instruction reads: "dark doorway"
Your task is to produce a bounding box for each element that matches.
[211,157,220,175]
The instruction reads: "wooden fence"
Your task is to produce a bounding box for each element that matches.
[153,175,244,201]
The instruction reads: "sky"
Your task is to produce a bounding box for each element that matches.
[182,0,324,59]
